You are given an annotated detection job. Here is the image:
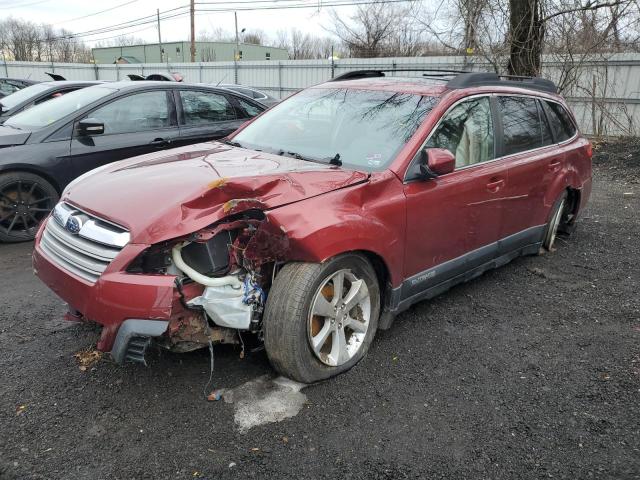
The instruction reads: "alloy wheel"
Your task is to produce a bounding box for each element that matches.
[308,269,371,367]
[0,180,54,236]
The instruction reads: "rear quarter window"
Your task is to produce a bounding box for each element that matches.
[237,97,264,118]
[542,101,576,142]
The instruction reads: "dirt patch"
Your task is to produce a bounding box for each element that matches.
[592,137,640,183]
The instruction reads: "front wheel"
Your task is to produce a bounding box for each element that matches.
[0,172,59,243]
[263,254,380,383]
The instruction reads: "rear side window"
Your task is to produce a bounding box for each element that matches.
[426,96,494,168]
[180,90,236,125]
[539,100,554,146]
[0,81,20,96]
[237,97,263,118]
[542,101,576,142]
[498,96,543,155]
[34,88,79,105]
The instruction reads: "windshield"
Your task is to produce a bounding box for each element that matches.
[5,86,115,130]
[0,83,51,110]
[232,87,438,171]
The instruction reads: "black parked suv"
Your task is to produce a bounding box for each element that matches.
[0,81,265,242]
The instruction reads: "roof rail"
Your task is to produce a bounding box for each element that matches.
[446,72,557,93]
[330,69,558,94]
[330,68,469,82]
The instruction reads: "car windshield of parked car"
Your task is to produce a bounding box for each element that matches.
[232,87,438,171]
[0,83,51,110]
[4,86,115,130]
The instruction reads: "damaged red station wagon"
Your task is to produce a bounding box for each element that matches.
[33,70,592,382]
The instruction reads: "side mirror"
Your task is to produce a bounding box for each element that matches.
[419,148,456,179]
[76,118,105,136]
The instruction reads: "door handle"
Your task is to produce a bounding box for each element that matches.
[486,177,505,193]
[548,159,561,172]
[150,138,170,147]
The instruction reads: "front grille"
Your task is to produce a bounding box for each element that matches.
[40,203,130,284]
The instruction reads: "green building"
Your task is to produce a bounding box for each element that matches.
[92,41,289,64]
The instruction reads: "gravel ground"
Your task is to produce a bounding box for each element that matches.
[1,141,639,480]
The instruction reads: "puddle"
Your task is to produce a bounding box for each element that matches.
[219,375,308,433]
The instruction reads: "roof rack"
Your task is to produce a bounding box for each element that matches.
[447,72,557,93]
[330,69,557,94]
[330,68,469,82]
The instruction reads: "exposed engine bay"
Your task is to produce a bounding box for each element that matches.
[132,207,290,353]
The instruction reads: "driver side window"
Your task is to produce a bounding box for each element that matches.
[87,91,170,135]
[426,96,494,168]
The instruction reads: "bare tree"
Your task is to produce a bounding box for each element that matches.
[197,27,234,42]
[327,2,407,57]
[275,28,337,59]
[506,0,636,76]
[94,35,146,48]
[0,17,91,62]
[242,29,266,45]
[507,0,544,75]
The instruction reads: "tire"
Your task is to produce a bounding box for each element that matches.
[541,191,568,252]
[0,172,59,243]
[263,253,381,383]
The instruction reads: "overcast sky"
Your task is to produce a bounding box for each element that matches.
[1,0,356,45]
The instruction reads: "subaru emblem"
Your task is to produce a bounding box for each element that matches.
[65,215,82,234]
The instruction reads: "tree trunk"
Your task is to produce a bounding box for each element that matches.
[507,0,543,76]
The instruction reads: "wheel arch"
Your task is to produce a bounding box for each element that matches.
[565,186,581,219]
[544,168,581,222]
[0,165,62,194]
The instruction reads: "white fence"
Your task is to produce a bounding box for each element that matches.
[3,53,640,136]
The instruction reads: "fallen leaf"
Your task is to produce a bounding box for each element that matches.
[74,348,103,369]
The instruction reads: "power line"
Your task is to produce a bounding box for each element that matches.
[58,0,143,24]
[14,0,417,44]
[0,0,53,9]
[68,5,190,37]
[85,24,159,43]
[197,0,418,12]
[46,6,191,41]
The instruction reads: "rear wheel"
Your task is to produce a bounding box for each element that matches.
[542,191,567,251]
[263,254,380,383]
[0,172,58,243]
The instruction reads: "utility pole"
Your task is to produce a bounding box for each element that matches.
[190,0,196,62]
[234,12,239,60]
[234,11,239,83]
[157,9,163,63]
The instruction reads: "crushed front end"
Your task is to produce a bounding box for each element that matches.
[33,201,288,365]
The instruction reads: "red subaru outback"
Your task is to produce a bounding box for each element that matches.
[33,70,592,382]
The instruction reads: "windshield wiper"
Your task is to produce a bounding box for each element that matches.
[277,150,342,167]
[328,153,342,166]
[221,139,242,148]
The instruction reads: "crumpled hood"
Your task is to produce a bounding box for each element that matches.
[64,142,369,244]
